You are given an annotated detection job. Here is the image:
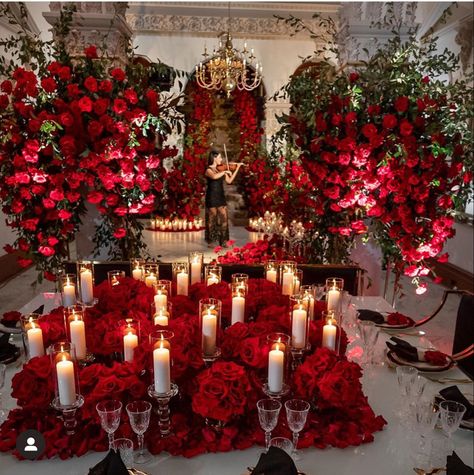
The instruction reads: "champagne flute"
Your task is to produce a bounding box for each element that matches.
[285,399,310,460]
[96,400,122,450]
[126,400,152,464]
[257,399,282,450]
[439,400,466,451]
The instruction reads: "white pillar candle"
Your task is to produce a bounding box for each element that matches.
[80,269,94,304]
[145,273,157,288]
[291,306,307,349]
[282,271,294,295]
[268,345,284,393]
[56,358,76,406]
[327,288,341,313]
[154,311,169,326]
[132,267,143,280]
[322,322,337,351]
[266,269,277,283]
[308,297,315,320]
[154,292,167,310]
[207,274,219,286]
[63,280,76,307]
[294,278,301,294]
[177,271,189,295]
[231,295,245,325]
[27,324,44,358]
[190,261,202,285]
[70,317,86,360]
[123,331,138,363]
[202,312,217,355]
[153,345,171,393]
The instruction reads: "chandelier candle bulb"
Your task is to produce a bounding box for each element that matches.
[80,268,93,304]
[291,305,307,349]
[322,319,337,351]
[27,322,44,358]
[56,356,76,406]
[268,344,284,393]
[177,270,189,296]
[153,342,171,394]
[123,330,138,363]
[202,311,217,356]
[69,316,86,360]
[62,278,76,307]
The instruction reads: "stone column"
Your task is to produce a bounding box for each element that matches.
[43,3,133,258]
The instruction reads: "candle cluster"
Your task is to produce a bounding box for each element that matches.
[150,217,204,232]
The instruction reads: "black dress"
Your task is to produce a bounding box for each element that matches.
[205,175,226,208]
[205,171,229,245]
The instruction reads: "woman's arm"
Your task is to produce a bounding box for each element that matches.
[224,163,243,184]
[205,168,229,180]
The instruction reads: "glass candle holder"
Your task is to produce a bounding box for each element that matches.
[293,269,303,294]
[266,332,291,393]
[326,277,344,317]
[143,264,159,288]
[77,261,95,306]
[108,270,125,287]
[153,280,172,311]
[205,265,222,286]
[289,294,310,353]
[50,341,82,408]
[151,302,172,327]
[231,273,249,287]
[280,261,296,296]
[321,310,340,352]
[199,298,221,361]
[61,273,77,308]
[172,262,189,296]
[131,259,145,281]
[189,252,203,286]
[231,282,246,325]
[119,318,140,363]
[301,285,315,320]
[265,261,278,284]
[149,330,174,394]
[63,306,87,360]
[21,314,44,359]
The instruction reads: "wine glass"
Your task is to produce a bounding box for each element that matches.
[396,366,418,419]
[357,320,380,366]
[285,399,310,460]
[257,399,282,450]
[0,364,6,423]
[413,399,439,456]
[96,400,122,449]
[126,400,152,464]
[439,400,466,449]
[270,437,294,456]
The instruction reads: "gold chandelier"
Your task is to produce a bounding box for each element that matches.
[195,5,263,97]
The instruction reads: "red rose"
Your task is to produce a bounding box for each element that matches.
[113,228,127,239]
[394,96,409,113]
[41,77,57,93]
[58,209,72,220]
[78,96,93,112]
[111,68,126,82]
[84,45,98,58]
[382,114,397,129]
[239,337,266,368]
[87,191,104,204]
[0,94,9,109]
[399,119,413,136]
[38,246,55,256]
[58,66,71,81]
[349,72,359,82]
[87,120,104,138]
[99,80,113,94]
[124,88,138,104]
[84,76,98,93]
[361,123,377,139]
[113,98,127,114]
[1,80,12,94]
[424,351,448,365]
[1,310,21,325]
[59,112,74,127]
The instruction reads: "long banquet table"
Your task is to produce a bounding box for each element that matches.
[1,294,473,475]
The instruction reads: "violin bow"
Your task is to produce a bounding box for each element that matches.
[223,143,230,171]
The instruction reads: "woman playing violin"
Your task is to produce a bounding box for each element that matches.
[205,150,243,247]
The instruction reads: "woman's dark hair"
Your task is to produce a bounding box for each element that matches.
[207,150,220,167]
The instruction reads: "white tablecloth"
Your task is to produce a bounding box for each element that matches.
[0,294,472,475]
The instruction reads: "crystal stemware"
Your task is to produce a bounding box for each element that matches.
[396,366,418,418]
[0,363,6,423]
[357,320,380,365]
[439,400,466,443]
[112,438,134,469]
[126,400,152,464]
[285,399,310,460]
[313,284,325,301]
[96,400,122,450]
[257,399,282,450]
[270,437,294,456]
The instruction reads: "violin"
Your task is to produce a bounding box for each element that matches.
[216,162,246,172]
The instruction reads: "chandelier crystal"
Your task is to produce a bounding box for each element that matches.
[195,8,263,97]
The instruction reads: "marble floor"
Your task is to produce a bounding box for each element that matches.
[0,225,460,354]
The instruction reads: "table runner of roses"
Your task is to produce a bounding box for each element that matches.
[0,278,386,460]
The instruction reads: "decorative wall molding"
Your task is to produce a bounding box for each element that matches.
[455,17,474,74]
[264,100,291,138]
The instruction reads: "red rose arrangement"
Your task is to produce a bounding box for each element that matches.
[386,312,415,326]
[424,350,449,366]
